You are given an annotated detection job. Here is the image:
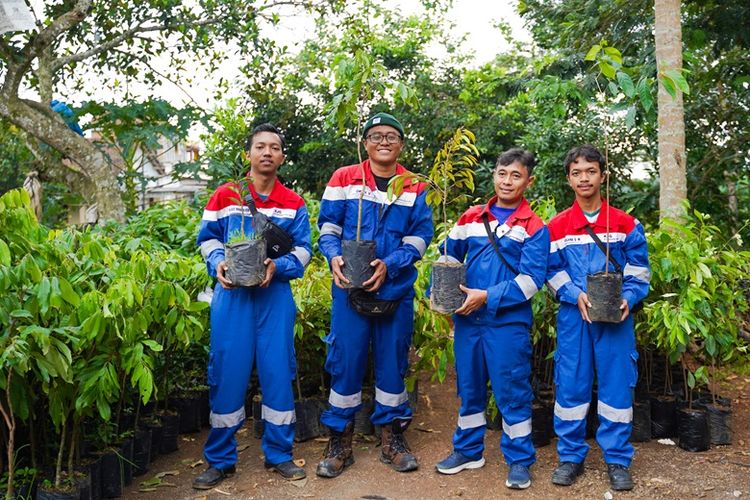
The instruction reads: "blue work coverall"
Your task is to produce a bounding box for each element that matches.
[196,178,312,469]
[546,199,650,466]
[317,160,433,431]
[442,197,549,466]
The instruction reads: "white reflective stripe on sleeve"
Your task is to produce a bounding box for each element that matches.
[329,389,362,409]
[514,274,539,300]
[320,222,343,237]
[210,406,245,428]
[547,270,572,293]
[291,247,312,267]
[261,404,296,426]
[200,239,224,259]
[623,263,650,282]
[375,387,409,407]
[502,417,532,439]
[322,185,347,201]
[598,401,632,423]
[402,236,427,257]
[202,209,218,222]
[457,411,486,430]
[436,254,461,264]
[554,401,589,421]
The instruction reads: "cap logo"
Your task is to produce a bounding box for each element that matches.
[373,117,381,124]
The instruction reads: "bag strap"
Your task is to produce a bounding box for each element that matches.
[481,212,518,275]
[583,225,622,273]
[241,182,259,216]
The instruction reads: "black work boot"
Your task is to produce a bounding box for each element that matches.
[192,465,236,490]
[380,419,419,472]
[316,422,354,478]
[551,461,584,486]
[607,464,634,491]
[265,460,306,480]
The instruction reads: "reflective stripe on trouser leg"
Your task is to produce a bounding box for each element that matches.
[593,316,636,466]
[371,298,415,426]
[203,286,255,470]
[321,286,370,432]
[451,321,489,461]
[554,304,595,464]
[255,282,298,465]
[484,323,536,466]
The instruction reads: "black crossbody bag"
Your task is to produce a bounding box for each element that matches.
[583,225,643,313]
[244,194,295,259]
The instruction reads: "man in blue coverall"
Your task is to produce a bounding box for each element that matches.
[316,112,434,477]
[546,145,650,491]
[434,148,550,490]
[193,123,312,488]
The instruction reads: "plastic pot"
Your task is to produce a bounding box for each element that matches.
[353,394,374,435]
[132,429,152,477]
[706,403,732,445]
[294,398,322,443]
[531,401,551,447]
[76,471,92,500]
[485,404,502,432]
[225,239,267,287]
[84,455,102,500]
[430,262,466,314]
[142,419,163,461]
[341,240,376,289]
[630,399,651,442]
[199,388,210,428]
[158,413,180,454]
[678,407,710,452]
[586,272,622,323]
[171,395,202,434]
[650,395,678,438]
[118,438,134,487]
[252,394,263,439]
[99,450,123,498]
[407,379,419,412]
[35,483,81,500]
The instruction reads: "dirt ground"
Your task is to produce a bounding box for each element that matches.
[124,371,750,500]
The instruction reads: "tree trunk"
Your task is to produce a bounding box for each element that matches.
[0,98,125,222]
[654,0,687,220]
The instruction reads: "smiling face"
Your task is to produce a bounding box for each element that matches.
[493,160,534,208]
[363,124,403,169]
[247,131,285,176]
[566,156,603,202]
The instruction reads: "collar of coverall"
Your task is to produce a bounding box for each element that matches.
[480,195,533,224]
[353,159,413,193]
[570,197,613,229]
[245,176,286,206]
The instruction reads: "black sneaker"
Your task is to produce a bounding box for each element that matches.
[551,461,584,486]
[607,464,634,491]
[192,465,236,490]
[265,460,306,481]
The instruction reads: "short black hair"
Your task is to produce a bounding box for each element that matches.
[564,145,605,175]
[496,148,536,176]
[244,123,286,153]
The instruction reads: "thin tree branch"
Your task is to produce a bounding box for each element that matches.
[50,15,224,73]
[111,48,203,109]
[0,36,15,61]
[1,1,92,97]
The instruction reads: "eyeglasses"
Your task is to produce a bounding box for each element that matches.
[365,132,402,144]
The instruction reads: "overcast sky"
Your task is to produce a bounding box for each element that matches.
[27,1,529,110]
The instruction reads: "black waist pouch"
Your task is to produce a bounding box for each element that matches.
[348,289,399,317]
